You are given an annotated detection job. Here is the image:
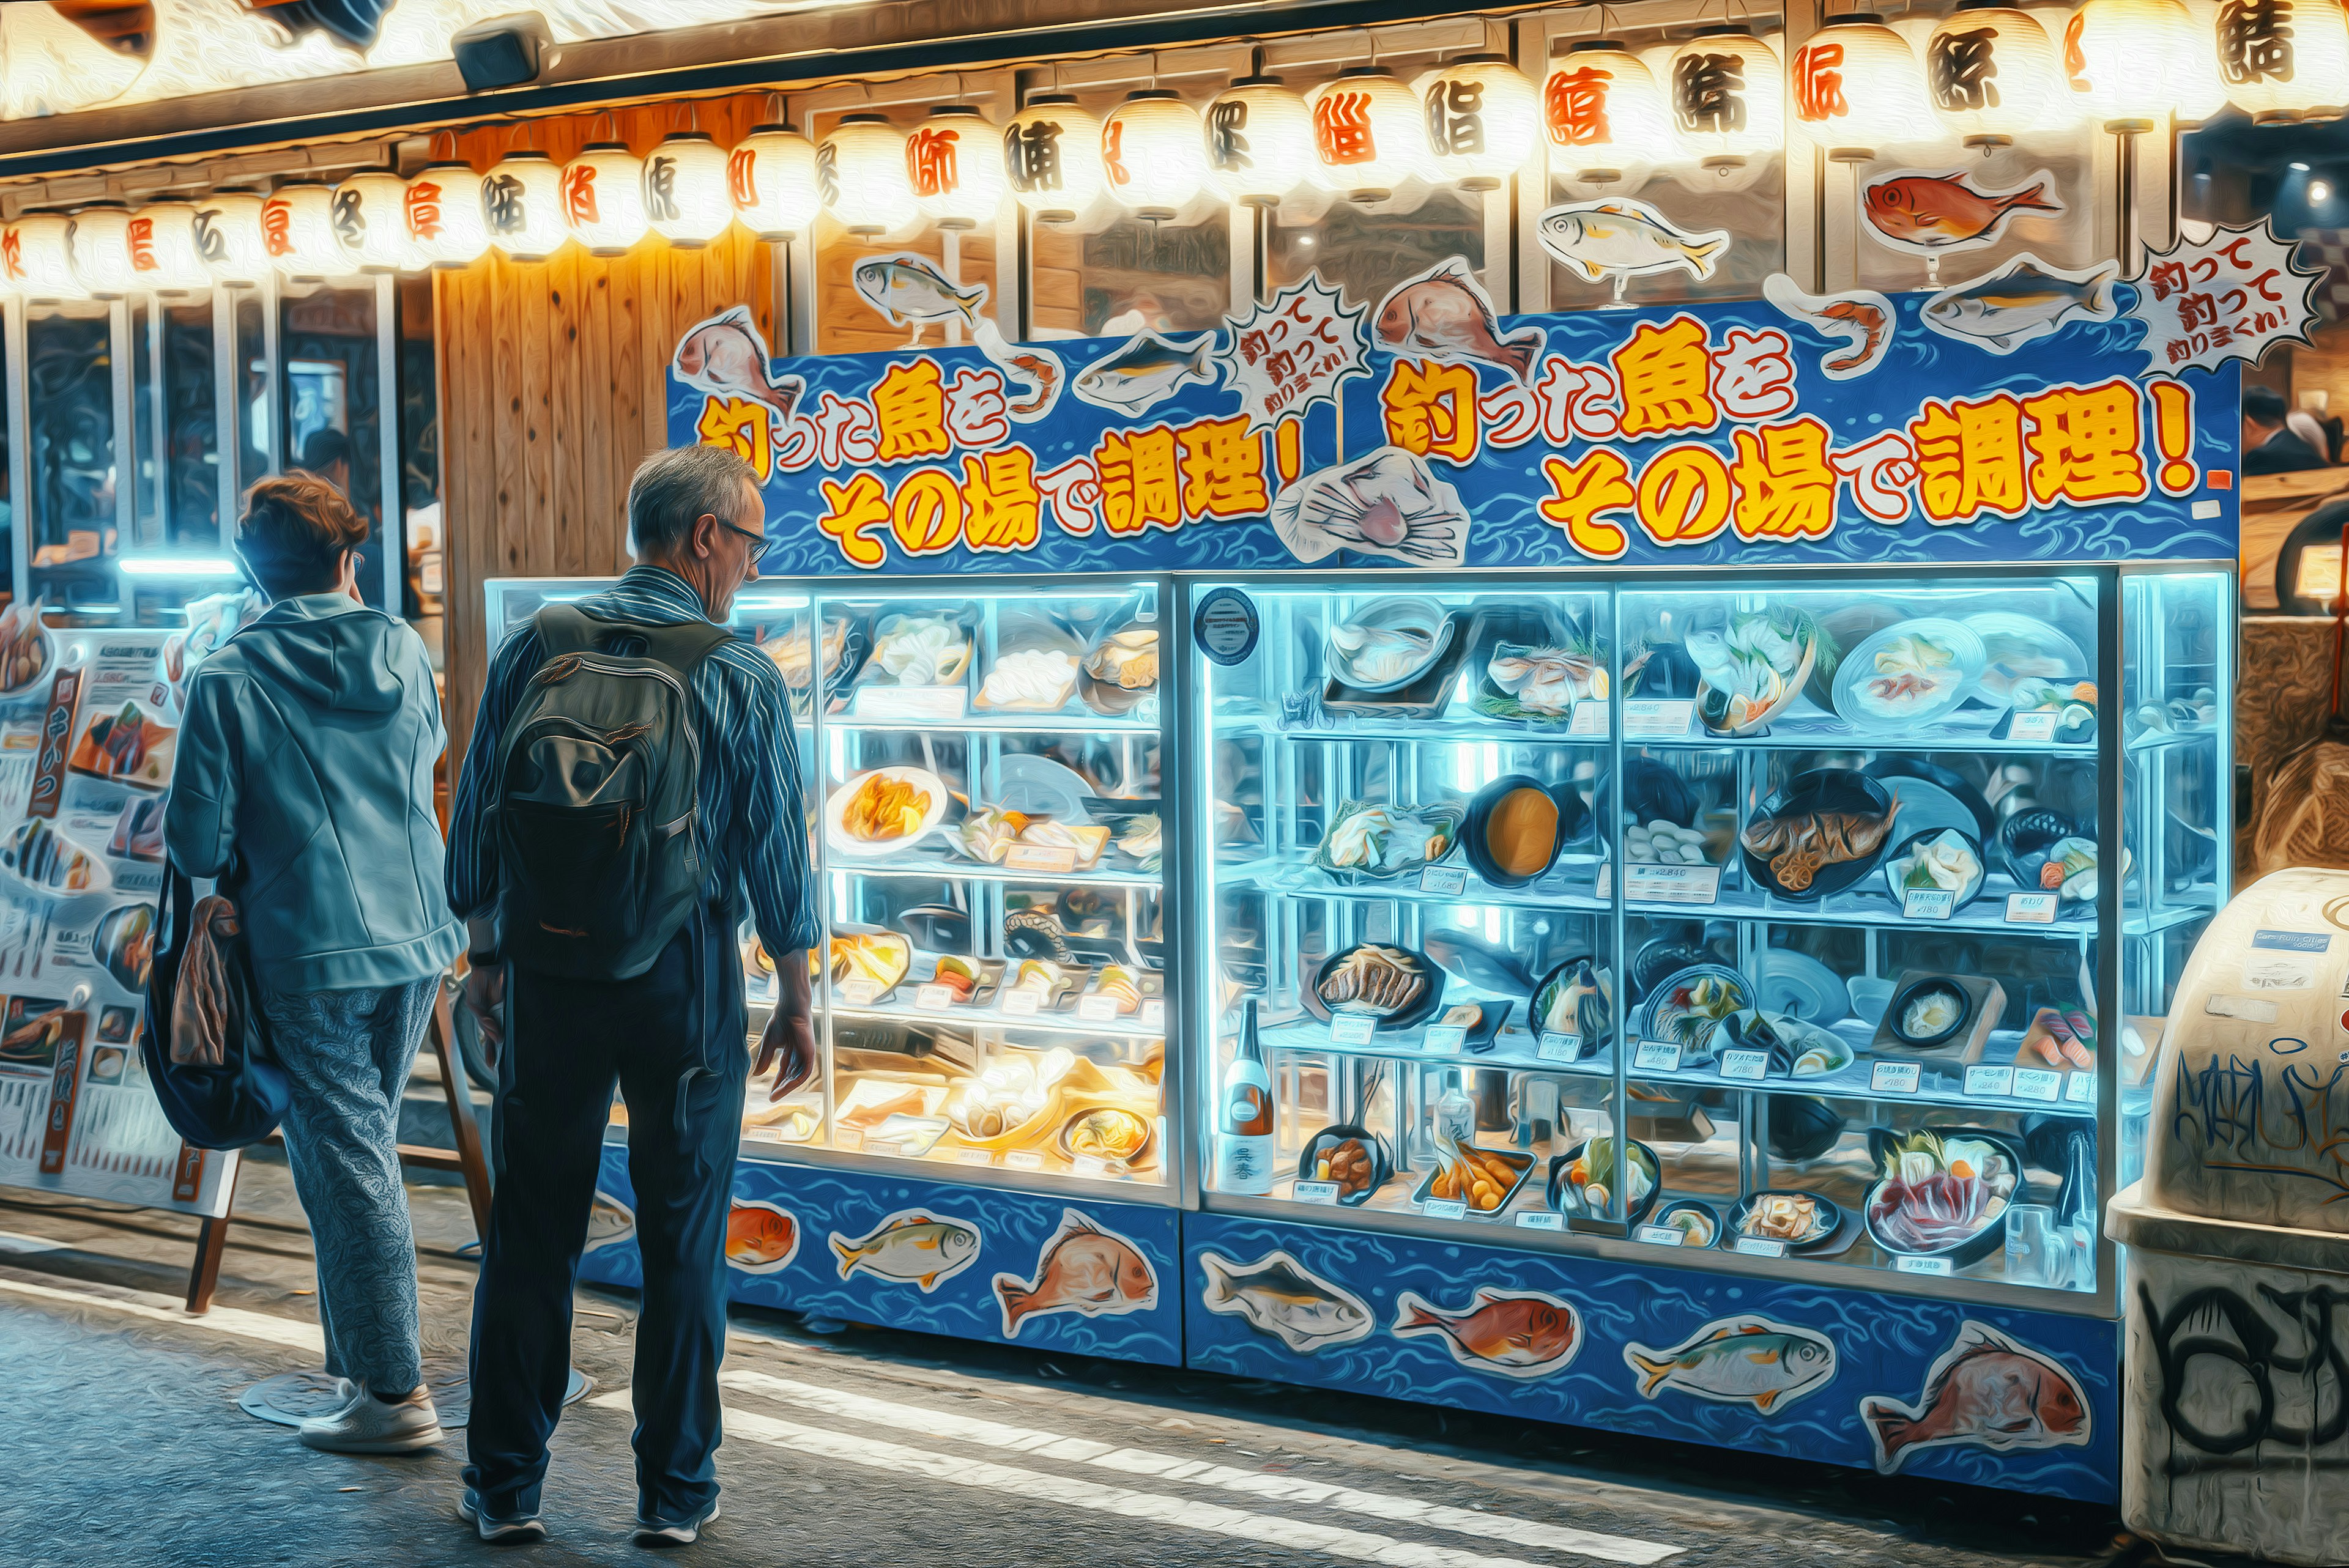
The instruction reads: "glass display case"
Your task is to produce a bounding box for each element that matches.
[1187,567,2231,1311]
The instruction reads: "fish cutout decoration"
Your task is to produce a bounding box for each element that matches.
[1861,169,2061,256]
[1392,1286,1580,1379]
[852,254,989,344]
[243,0,393,50]
[1760,275,1897,382]
[992,1208,1159,1338]
[1920,253,2118,356]
[1071,331,1218,416]
[673,306,806,427]
[972,317,1066,423]
[1860,1320,2091,1473]
[584,1190,635,1254]
[723,1198,800,1275]
[1271,446,1471,569]
[1538,198,1729,284]
[1623,1315,1838,1413]
[1199,1249,1374,1354]
[1374,257,1546,383]
[50,1,154,57]
[828,1208,983,1292]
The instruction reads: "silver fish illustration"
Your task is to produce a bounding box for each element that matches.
[1200,1249,1373,1353]
[1071,331,1217,416]
[1375,257,1545,382]
[672,305,805,424]
[584,1191,635,1254]
[828,1209,982,1292]
[853,254,989,330]
[1761,274,1896,381]
[1538,199,1728,284]
[1624,1316,1838,1413]
[1271,446,1470,568]
[1920,254,2117,355]
[973,317,1066,421]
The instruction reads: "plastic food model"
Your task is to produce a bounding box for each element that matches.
[1893,829,1981,895]
[829,933,911,991]
[1478,643,1606,721]
[1427,1134,1519,1211]
[1087,628,1159,689]
[1868,1131,2015,1253]
[1743,1193,1825,1243]
[1314,1136,1378,1197]
[1855,631,1962,717]
[871,616,971,684]
[979,648,1080,709]
[1318,802,1458,876]
[1319,946,1425,1015]
[1742,796,1898,893]
[1065,1107,1150,1162]
[1688,608,1817,733]
[1562,1136,1652,1215]
[842,772,932,842]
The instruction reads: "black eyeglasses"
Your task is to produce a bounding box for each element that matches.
[714,517,766,552]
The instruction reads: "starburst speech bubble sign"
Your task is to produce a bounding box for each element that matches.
[1215,271,1370,435]
[2130,219,2322,377]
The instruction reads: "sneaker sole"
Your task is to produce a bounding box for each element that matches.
[633,1500,719,1547]
[299,1424,446,1455]
[459,1497,547,1543]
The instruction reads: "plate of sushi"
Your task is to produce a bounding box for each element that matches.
[1324,598,1455,693]
[1740,768,1899,901]
[1312,799,1464,882]
[1307,943,1446,1033]
[1830,619,1986,731]
[825,767,951,857]
[68,701,176,792]
[1863,1128,2022,1267]
[0,818,107,896]
[1686,606,1824,736]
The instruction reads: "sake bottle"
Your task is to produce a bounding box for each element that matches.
[1217,1000,1277,1194]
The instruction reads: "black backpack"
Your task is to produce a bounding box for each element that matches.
[489,604,732,980]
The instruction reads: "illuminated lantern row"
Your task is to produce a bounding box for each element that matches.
[909,105,1004,230]
[1105,91,1207,220]
[564,142,647,256]
[821,113,917,236]
[1204,75,1314,206]
[1005,94,1104,224]
[732,123,822,241]
[1545,42,1669,183]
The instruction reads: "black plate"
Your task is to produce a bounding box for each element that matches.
[1547,1139,1661,1224]
[1628,640,1702,699]
[1727,1188,1846,1252]
[1862,1127,2029,1268]
[1297,1125,1395,1207]
[1764,1093,1848,1163]
[1527,957,1611,1054]
[1322,612,1479,719]
[1862,756,1996,840]
[1305,944,1448,1033]
[1650,1199,1722,1248]
[1741,769,1898,902]
[1622,756,1698,829]
[1885,975,1973,1048]
[1463,774,1575,889]
[1629,931,1711,999]
[896,904,972,951]
[1409,1144,1536,1215]
[1997,808,2074,891]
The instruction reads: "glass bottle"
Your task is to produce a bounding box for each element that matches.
[1217,1000,1276,1194]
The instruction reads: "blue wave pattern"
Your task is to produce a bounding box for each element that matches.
[580,1147,1183,1367]
[1182,1213,2120,1504]
[670,283,2236,579]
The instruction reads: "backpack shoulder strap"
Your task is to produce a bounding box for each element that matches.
[532,602,600,659]
[533,604,732,675]
[631,618,736,676]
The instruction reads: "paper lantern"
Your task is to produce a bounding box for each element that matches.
[128,199,209,295]
[1203,76,1313,206]
[2211,0,2349,122]
[1102,91,1207,221]
[262,182,348,281]
[1924,3,2066,146]
[906,105,1005,231]
[330,171,416,274]
[1544,42,1672,183]
[1003,94,1105,223]
[480,151,567,261]
[1308,68,1433,202]
[643,133,731,248]
[67,205,138,298]
[819,114,918,236]
[1422,53,1539,191]
[729,124,822,241]
[402,163,490,270]
[1793,15,1931,160]
[562,142,647,256]
[2175,0,2237,122]
[2063,0,2200,130]
[192,192,270,287]
[1669,27,1785,167]
[6,213,86,302]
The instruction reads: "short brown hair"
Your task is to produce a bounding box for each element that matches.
[237,470,368,597]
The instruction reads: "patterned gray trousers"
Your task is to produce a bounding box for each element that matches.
[262,977,440,1394]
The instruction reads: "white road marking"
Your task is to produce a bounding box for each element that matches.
[598,1389,1671,1568]
[0,1228,69,1254]
[0,1268,324,1355]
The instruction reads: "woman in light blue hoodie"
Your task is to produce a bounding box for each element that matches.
[166,472,464,1455]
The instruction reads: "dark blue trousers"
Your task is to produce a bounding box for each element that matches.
[463,906,746,1522]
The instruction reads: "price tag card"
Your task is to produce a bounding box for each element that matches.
[2065,1071,2098,1105]
[2006,892,2059,924]
[1625,699,1694,738]
[1422,1199,1469,1221]
[1624,863,1722,906]
[1004,843,1079,875]
[1894,1255,1953,1276]
[1719,1049,1768,1081]
[915,984,956,1011]
[954,1149,995,1166]
[1000,990,1042,1017]
[837,979,882,1007]
[2009,709,2060,742]
[1140,999,1167,1030]
[1871,1061,1921,1095]
[2014,1067,2063,1103]
[854,684,968,723]
[1418,865,1468,897]
[1077,995,1121,1023]
[1594,864,1611,900]
[1293,1180,1340,1206]
[1569,703,1609,737]
[1004,1150,1046,1171]
[1633,1040,1683,1074]
[1965,1064,2016,1098]
[1423,1025,1468,1054]
[833,1130,864,1152]
[865,1140,904,1160]
[1902,888,1955,921]
[1537,1032,1581,1062]
[1635,1224,1686,1247]
[1330,1011,1378,1047]
[1070,1155,1109,1179]
[1732,1237,1787,1258]
[1516,1210,1565,1232]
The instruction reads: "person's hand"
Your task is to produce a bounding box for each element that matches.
[753,950,815,1101]
[462,962,506,1064]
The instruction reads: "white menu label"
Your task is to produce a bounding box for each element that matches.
[2009,709,2060,742]
[1871,1061,1921,1094]
[915,984,955,1011]
[855,684,968,722]
[955,1149,995,1166]
[1625,863,1721,904]
[2065,1071,2098,1104]
[1418,865,1468,897]
[866,1140,903,1159]
[837,979,882,1006]
[1902,888,1955,921]
[1595,864,1609,900]
[2006,892,2059,924]
[1625,699,1694,738]
[1570,703,1609,737]
[2014,1068,2063,1103]
[1077,995,1121,1023]
[1895,1254,1954,1276]
[1733,1237,1787,1258]
[1422,1199,1469,1220]
[1720,1049,1769,1081]
[1294,1180,1340,1205]
[1004,1150,1046,1171]
[1000,990,1042,1017]
[1140,999,1167,1030]
[1537,1032,1581,1062]
[833,1130,863,1151]
[1636,1225,1687,1247]
[1070,1155,1110,1179]
[1330,1011,1377,1046]
[1633,1041,1683,1074]
[1965,1065,2016,1098]
[1516,1210,1565,1231]
[1004,843,1078,875]
[1423,1025,1467,1054]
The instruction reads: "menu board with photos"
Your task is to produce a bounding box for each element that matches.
[0,599,256,1218]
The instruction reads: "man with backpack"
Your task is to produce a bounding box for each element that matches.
[445,443,817,1546]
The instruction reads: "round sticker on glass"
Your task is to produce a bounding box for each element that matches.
[1193,587,1260,666]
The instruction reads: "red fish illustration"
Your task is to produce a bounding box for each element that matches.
[724,1200,798,1271]
[1392,1286,1579,1377]
[1863,173,2060,250]
[1375,257,1548,383]
[673,305,804,425]
[1861,1320,2090,1472]
[993,1210,1157,1336]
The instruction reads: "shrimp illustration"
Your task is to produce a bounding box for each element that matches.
[1761,274,1897,382]
[973,319,1066,422]
[1816,298,1890,375]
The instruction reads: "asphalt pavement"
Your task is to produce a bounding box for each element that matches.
[0,1161,2247,1568]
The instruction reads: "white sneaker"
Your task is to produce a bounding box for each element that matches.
[633,1498,719,1547]
[297,1383,444,1454]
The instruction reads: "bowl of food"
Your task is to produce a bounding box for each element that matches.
[1080,624,1160,714]
[1313,799,1464,882]
[1729,1189,1843,1251]
[1863,1128,2022,1268]
[1548,1136,1661,1224]
[1715,1008,1852,1077]
[1463,774,1573,889]
[1881,826,1987,912]
[1326,598,1453,693]
[0,600,52,697]
[1309,944,1446,1034]
[1887,976,1973,1049]
[1741,768,1899,901]
[1472,642,1608,726]
[1529,958,1612,1051]
[825,767,951,857]
[1650,1199,1720,1248]
[1686,606,1822,736]
[1830,619,1986,730]
[1636,964,1750,1059]
[1996,808,2073,886]
[2002,676,2098,744]
[1414,1139,1535,1215]
[1059,1106,1154,1167]
[828,930,912,999]
[867,613,973,686]
[1298,1125,1395,1205]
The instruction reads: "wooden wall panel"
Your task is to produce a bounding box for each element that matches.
[437,97,777,763]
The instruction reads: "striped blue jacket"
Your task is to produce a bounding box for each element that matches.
[445,564,820,960]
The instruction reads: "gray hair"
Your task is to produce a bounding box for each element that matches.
[627,444,758,558]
